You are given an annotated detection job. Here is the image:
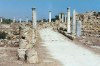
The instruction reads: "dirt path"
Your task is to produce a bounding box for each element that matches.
[34,29,62,66]
[39,28,100,66]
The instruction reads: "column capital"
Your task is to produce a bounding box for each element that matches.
[49,11,52,12]
[67,7,70,12]
[32,8,36,11]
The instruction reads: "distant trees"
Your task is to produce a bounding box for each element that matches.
[51,15,59,22]
[2,18,13,24]
[43,19,47,22]
[37,15,59,22]
[55,15,59,20]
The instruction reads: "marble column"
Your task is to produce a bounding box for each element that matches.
[62,13,64,22]
[65,14,67,22]
[59,13,61,22]
[76,20,82,37]
[0,18,3,23]
[26,18,28,23]
[19,18,21,23]
[32,8,37,28]
[13,17,16,23]
[32,8,37,46]
[72,9,76,35]
[67,7,71,33]
[49,11,51,22]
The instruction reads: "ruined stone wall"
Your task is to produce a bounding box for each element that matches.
[76,11,100,38]
[18,23,38,63]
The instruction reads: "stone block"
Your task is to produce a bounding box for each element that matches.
[17,49,27,61]
[26,48,38,63]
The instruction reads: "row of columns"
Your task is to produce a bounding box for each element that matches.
[0,7,81,36]
[12,17,29,23]
[31,7,81,36]
[58,8,81,36]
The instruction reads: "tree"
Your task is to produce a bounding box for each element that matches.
[2,18,13,24]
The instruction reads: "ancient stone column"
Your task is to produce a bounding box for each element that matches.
[67,7,71,33]
[32,8,37,45]
[13,17,16,23]
[26,18,28,23]
[65,14,67,22]
[62,13,64,22]
[72,9,76,35]
[19,18,21,23]
[0,18,3,23]
[32,8,37,28]
[76,20,82,37]
[49,11,52,22]
[59,13,61,22]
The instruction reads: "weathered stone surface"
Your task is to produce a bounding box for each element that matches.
[0,40,5,47]
[26,48,38,63]
[17,49,27,61]
[76,11,100,38]
[17,23,38,63]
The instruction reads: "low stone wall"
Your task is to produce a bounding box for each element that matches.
[17,23,38,63]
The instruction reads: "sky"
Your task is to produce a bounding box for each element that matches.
[0,0,100,20]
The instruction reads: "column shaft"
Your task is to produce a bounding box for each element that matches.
[65,14,67,22]
[19,18,21,23]
[49,11,51,22]
[62,13,64,22]
[59,13,61,22]
[13,17,16,23]
[67,8,71,33]
[0,18,3,23]
[72,10,76,35]
[32,8,37,28]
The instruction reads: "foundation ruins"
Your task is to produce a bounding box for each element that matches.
[0,6,100,65]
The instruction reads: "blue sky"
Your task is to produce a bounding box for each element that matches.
[0,0,100,20]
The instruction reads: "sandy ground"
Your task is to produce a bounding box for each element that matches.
[39,28,100,66]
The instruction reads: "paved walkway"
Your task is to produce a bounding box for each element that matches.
[39,28,100,66]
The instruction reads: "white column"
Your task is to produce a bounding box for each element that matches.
[76,20,82,37]
[67,7,71,33]
[32,8,37,45]
[49,11,52,22]
[13,17,16,23]
[32,8,37,28]
[72,9,76,35]
[19,18,21,23]
[26,18,28,23]
[65,14,67,22]
[62,13,64,22]
[41,19,43,22]
[59,13,61,22]
[0,18,3,23]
